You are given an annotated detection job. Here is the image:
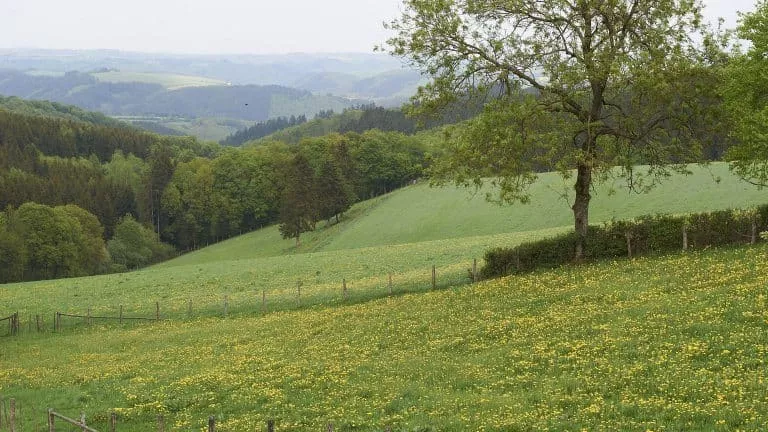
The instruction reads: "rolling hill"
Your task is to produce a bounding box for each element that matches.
[1,235,767,431]
[1,162,766,431]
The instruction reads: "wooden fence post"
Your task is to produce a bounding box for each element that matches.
[208,416,215,432]
[157,414,165,432]
[267,419,275,432]
[224,295,229,316]
[262,290,266,312]
[187,299,192,318]
[625,232,633,258]
[431,265,436,290]
[48,408,55,432]
[751,219,758,244]
[119,306,123,325]
[343,279,347,300]
[87,308,91,326]
[54,312,58,332]
[297,280,301,305]
[156,302,160,320]
[683,226,688,251]
[110,412,116,432]
[36,314,41,332]
[9,398,15,432]
[472,258,478,283]
[388,273,393,296]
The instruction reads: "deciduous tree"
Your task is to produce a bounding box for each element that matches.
[724,0,768,186]
[385,0,718,258]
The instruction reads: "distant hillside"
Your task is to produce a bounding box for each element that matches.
[247,101,486,146]
[0,69,365,122]
[0,50,424,105]
[0,94,128,128]
[221,115,307,146]
[0,50,412,87]
[292,69,425,105]
[92,71,228,90]
[252,110,364,145]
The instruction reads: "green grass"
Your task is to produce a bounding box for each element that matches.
[323,163,766,251]
[92,72,228,90]
[162,162,767,267]
[1,162,767,431]
[2,245,767,431]
[0,226,565,321]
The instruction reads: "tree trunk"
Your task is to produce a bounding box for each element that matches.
[572,162,592,260]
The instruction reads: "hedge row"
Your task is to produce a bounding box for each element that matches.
[482,205,768,279]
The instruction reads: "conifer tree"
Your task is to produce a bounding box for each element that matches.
[278,153,317,247]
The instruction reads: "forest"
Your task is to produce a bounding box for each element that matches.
[0,106,430,283]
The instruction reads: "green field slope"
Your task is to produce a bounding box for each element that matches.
[163,163,766,268]
[92,71,228,90]
[2,244,767,431]
[0,163,763,321]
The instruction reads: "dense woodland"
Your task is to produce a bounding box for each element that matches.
[221,115,308,146]
[0,105,429,283]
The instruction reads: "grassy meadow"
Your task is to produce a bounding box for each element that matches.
[1,245,767,431]
[1,162,767,431]
[92,72,228,90]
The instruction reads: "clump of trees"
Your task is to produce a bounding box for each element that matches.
[221,115,307,146]
[0,203,171,283]
[164,130,427,248]
[0,105,432,278]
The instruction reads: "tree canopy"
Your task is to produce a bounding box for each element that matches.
[386,0,719,258]
[724,0,768,186]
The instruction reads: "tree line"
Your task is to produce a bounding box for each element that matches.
[163,131,427,250]
[221,115,307,146]
[0,108,430,283]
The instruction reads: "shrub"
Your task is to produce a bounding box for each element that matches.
[482,205,768,279]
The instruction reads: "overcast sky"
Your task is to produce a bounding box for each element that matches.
[0,0,755,55]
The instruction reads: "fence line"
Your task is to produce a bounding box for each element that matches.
[2,259,481,337]
[0,398,403,432]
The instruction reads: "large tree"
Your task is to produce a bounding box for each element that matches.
[278,153,318,247]
[723,0,768,186]
[385,0,718,258]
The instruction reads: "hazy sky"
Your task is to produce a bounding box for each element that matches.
[0,0,755,55]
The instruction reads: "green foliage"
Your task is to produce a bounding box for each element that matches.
[723,0,768,186]
[58,204,110,274]
[6,203,110,281]
[107,215,175,269]
[315,158,355,222]
[386,0,720,258]
[0,211,26,283]
[278,154,318,246]
[222,115,307,146]
[0,95,128,127]
[255,110,364,145]
[482,206,768,278]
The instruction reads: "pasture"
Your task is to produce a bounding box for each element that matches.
[1,245,767,430]
[92,72,228,90]
[1,162,767,431]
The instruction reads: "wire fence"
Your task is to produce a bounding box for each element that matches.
[0,398,399,432]
[1,259,481,337]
